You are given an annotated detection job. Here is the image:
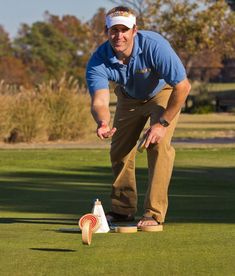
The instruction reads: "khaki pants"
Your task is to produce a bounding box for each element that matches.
[110,85,179,223]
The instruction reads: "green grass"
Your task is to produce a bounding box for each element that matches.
[0,148,235,275]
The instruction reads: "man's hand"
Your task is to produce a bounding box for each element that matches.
[144,124,167,148]
[97,120,117,139]
[143,78,191,148]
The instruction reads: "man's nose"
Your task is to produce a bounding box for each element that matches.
[116,31,123,39]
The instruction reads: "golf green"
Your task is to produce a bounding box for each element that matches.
[0,148,234,275]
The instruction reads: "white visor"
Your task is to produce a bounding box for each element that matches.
[106,12,136,29]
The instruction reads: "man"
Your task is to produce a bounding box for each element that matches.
[86,6,191,227]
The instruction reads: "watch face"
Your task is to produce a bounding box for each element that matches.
[159,118,169,127]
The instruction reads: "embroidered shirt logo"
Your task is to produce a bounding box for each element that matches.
[135,68,151,74]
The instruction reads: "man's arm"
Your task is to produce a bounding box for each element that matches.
[91,89,117,139]
[161,78,191,123]
[145,78,191,147]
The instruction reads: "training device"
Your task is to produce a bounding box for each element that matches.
[92,199,110,233]
[78,213,100,245]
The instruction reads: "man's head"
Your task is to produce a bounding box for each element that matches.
[106,6,136,29]
[105,6,137,58]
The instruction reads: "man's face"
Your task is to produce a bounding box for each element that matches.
[107,24,137,56]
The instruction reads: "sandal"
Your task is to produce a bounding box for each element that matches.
[137,215,161,228]
[105,211,135,224]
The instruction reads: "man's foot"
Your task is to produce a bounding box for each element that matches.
[137,216,162,228]
[105,211,135,224]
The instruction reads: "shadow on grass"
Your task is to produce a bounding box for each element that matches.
[167,167,235,224]
[30,248,76,252]
[0,166,234,224]
[0,217,77,225]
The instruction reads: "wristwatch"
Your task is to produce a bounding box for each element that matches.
[159,117,170,127]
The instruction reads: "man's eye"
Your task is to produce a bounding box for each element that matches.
[111,28,128,33]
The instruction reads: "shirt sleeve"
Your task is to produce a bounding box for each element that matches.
[86,53,109,96]
[152,39,187,86]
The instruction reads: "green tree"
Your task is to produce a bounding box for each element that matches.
[13,12,91,85]
[45,12,92,83]
[0,26,12,56]
[14,21,75,83]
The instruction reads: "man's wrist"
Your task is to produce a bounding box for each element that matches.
[98,120,109,128]
[159,117,170,127]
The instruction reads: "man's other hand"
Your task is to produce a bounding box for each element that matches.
[97,121,117,139]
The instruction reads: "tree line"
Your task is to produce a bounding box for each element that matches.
[0,0,234,88]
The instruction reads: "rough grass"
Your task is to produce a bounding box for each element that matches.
[0,148,234,275]
[207,82,235,92]
[0,81,234,144]
[175,113,235,139]
[0,77,95,143]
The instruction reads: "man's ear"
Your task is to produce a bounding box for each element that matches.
[133,25,138,36]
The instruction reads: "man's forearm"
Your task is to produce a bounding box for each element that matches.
[161,79,191,123]
[91,105,111,126]
[91,96,117,139]
[91,89,111,126]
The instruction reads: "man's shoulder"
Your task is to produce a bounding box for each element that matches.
[137,30,169,47]
[138,30,163,39]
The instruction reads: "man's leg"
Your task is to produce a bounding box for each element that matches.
[110,87,148,216]
[142,86,180,224]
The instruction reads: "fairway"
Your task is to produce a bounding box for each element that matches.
[0,148,234,275]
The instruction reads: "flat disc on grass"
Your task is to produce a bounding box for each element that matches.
[82,221,92,245]
[140,225,163,232]
[115,226,137,233]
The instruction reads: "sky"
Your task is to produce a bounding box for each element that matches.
[0,0,115,39]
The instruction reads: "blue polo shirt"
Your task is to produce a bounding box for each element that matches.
[86,30,186,100]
